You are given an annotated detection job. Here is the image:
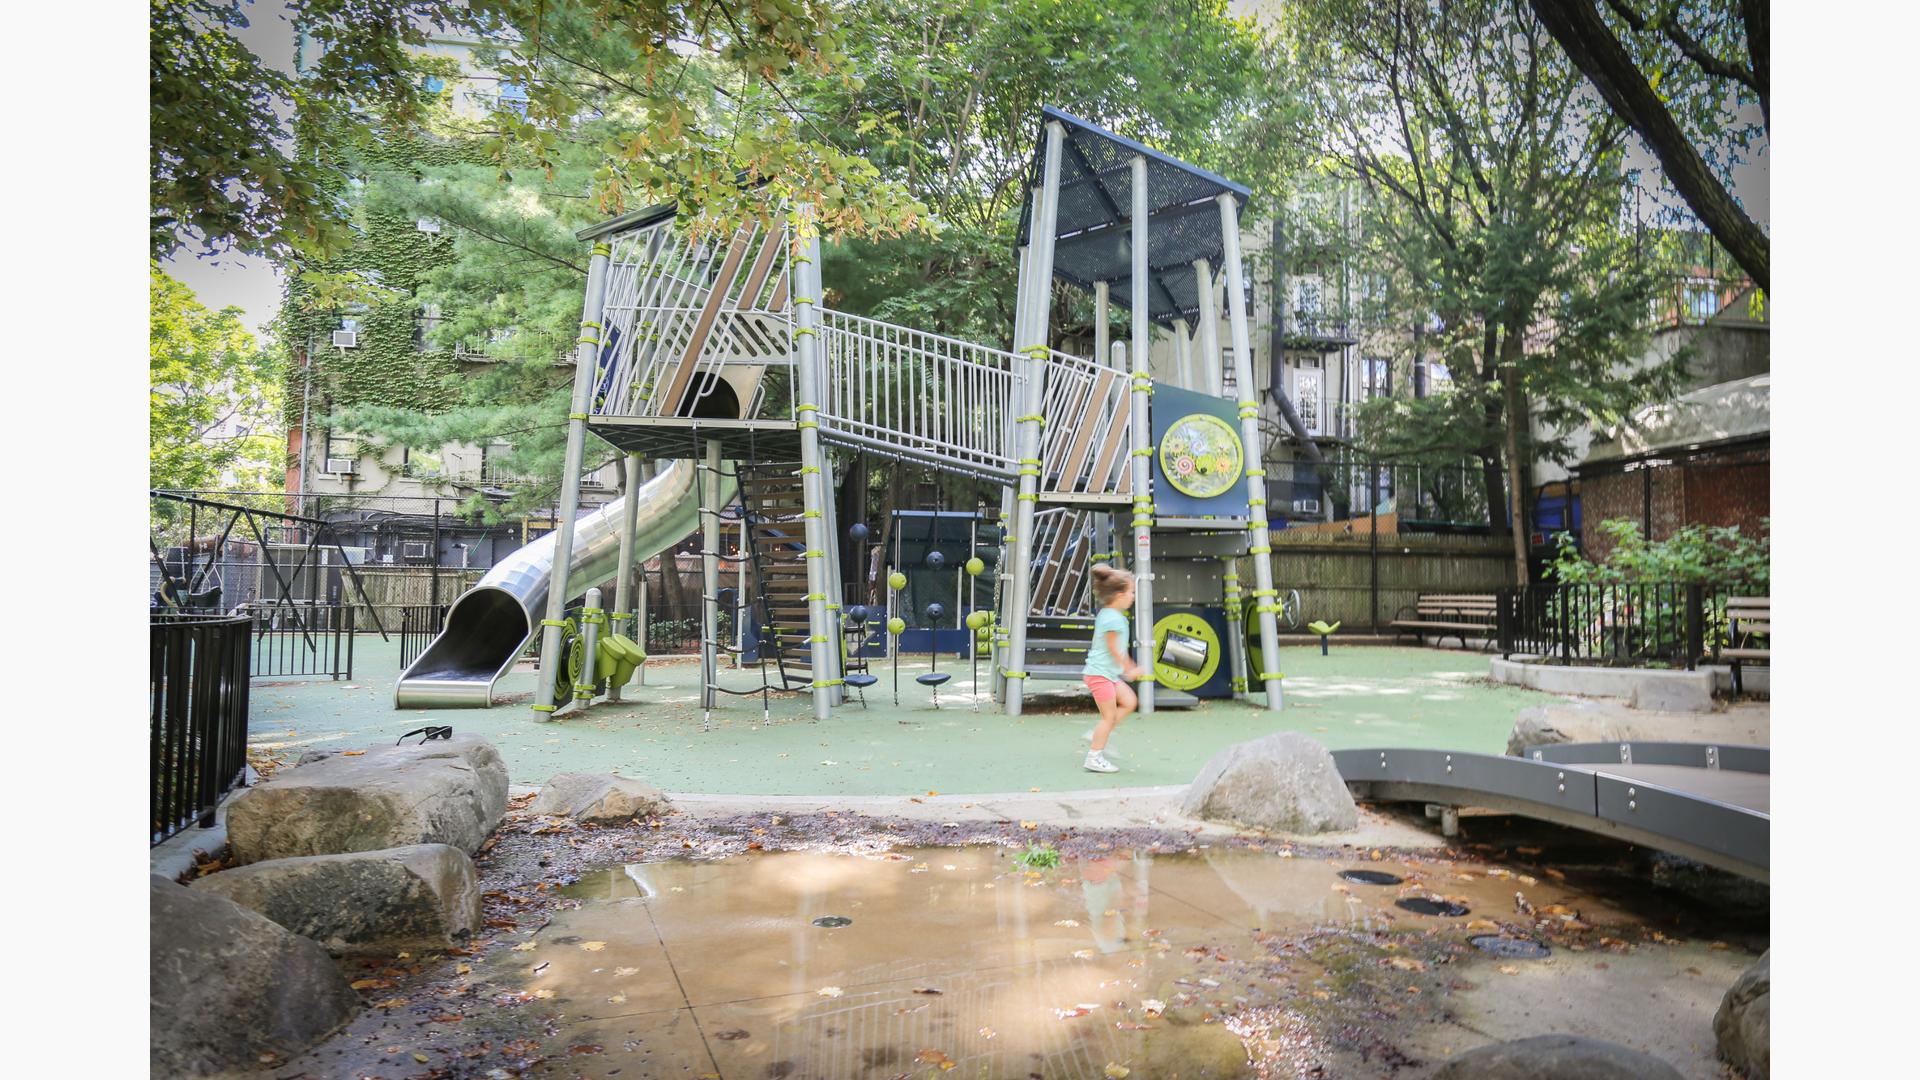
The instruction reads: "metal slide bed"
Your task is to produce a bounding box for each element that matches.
[1332,741,1769,881]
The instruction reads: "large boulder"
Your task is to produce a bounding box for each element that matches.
[529,771,672,823]
[1181,732,1358,833]
[151,874,358,1077]
[191,844,483,955]
[226,733,507,864]
[1432,1034,1686,1079]
[1714,950,1770,1079]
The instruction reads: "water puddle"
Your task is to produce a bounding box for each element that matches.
[463,844,1707,1078]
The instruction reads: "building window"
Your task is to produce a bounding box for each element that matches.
[1292,362,1323,435]
[1220,346,1237,396]
[498,82,529,117]
[423,74,445,93]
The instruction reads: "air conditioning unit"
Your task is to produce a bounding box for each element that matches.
[332,329,359,348]
[415,217,441,234]
[323,456,358,475]
[1291,498,1321,515]
[401,541,431,561]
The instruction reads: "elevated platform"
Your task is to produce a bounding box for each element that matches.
[1333,741,1769,881]
[589,416,802,461]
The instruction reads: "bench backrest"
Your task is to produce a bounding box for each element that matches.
[1728,595,1769,635]
[1415,594,1498,617]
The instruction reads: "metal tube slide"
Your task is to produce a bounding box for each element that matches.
[395,458,739,708]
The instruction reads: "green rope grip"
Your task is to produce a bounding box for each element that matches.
[576,337,598,347]
[1231,678,1248,691]
[1004,670,1028,679]
[1248,498,1266,507]
[1016,414,1046,425]
[1258,671,1285,681]
[1256,603,1282,614]
[591,243,612,256]
[804,593,827,602]
[812,678,844,688]
[1131,448,1153,457]
[1247,469,1266,478]
[1238,406,1259,419]
[1089,552,1112,562]
[802,510,822,518]
[826,603,839,610]
[1223,571,1240,581]
[541,619,567,628]
[804,549,825,558]
[796,421,819,430]
[1252,589,1276,598]
[1131,516,1154,527]
[1019,458,1042,466]
[799,466,820,475]
[795,403,820,412]
[568,412,589,422]
[793,327,817,338]
[1017,467,1040,478]
[1021,345,1049,357]
[531,703,557,713]
[1238,400,1261,410]
[809,635,827,643]
[609,612,634,622]
[579,321,602,330]
[1016,493,1039,503]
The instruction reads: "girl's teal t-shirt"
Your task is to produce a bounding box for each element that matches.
[1082,607,1131,679]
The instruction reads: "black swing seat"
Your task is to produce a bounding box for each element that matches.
[915,673,952,686]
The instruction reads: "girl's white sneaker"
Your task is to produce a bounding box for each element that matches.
[1083,750,1119,773]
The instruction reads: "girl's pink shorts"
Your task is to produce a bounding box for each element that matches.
[1083,675,1117,703]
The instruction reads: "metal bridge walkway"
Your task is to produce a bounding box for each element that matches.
[1332,742,1769,882]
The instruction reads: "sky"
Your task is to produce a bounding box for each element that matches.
[159,2,1770,340]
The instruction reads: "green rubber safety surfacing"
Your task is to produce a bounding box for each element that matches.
[1152,611,1222,692]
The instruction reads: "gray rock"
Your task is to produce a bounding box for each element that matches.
[1432,1034,1686,1079]
[1714,950,1769,1079]
[151,874,358,1077]
[227,733,507,863]
[529,771,672,823]
[1181,732,1358,833]
[191,844,483,955]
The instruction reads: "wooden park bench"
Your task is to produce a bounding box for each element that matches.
[1390,592,1500,649]
[1717,595,1769,694]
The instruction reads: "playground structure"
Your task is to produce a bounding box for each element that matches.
[396,107,1288,720]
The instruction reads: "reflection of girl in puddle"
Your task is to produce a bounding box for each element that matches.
[1081,851,1151,953]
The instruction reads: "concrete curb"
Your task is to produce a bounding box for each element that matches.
[1490,655,1714,711]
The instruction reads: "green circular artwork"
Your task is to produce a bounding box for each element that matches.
[1158,413,1244,499]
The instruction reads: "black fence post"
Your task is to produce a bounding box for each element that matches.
[1368,461,1380,630]
[1685,582,1703,670]
[1496,587,1513,657]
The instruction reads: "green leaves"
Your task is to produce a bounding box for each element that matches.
[150,265,283,492]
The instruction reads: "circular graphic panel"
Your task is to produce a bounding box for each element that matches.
[1152,611,1222,692]
[1158,413,1244,499]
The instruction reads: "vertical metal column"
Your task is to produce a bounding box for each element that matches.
[1002,119,1065,716]
[1094,281,1111,371]
[1194,259,1223,397]
[790,216,834,720]
[532,241,613,718]
[1174,319,1193,389]
[608,453,643,702]
[817,450,846,705]
[1128,154,1156,715]
[1218,193,1283,711]
[993,231,1038,704]
[700,438,722,720]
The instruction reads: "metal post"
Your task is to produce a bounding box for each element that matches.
[1219,193,1283,711]
[701,438,722,719]
[791,215,834,720]
[1194,259,1222,397]
[993,234,1038,704]
[1174,318,1193,390]
[1128,153,1156,715]
[578,586,603,702]
[818,449,846,705]
[735,517,748,669]
[609,453,643,701]
[533,241,613,718]
[1369,462,1381,629]
[1094,281,1111,371]
[1003,118,1065,716]
[430,498,442,609]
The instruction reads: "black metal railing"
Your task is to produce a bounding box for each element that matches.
[247,603,355,679]
[1497,583,1741,668]
[643,600,729,656]
[399,604,449,670]
[152,615,252,845]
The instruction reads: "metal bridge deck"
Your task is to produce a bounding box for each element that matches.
[1332,742,1770,882]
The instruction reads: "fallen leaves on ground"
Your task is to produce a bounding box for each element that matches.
[350,978,395,991]
[818,986,844,998]
[1105,1065,1132,1078]
[512,941,538,952]
[916,1048,956,1070]
[1141,999,1165,1016]
[580,941,607,951]
[1497,965,1521,975]
[341,750,366,757]
[1054,919,1080,927]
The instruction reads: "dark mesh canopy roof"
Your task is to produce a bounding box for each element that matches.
[1017,106,1251,328]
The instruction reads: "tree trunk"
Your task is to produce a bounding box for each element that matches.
[1479,449,1506,538]
[1528,0,1768,290]
[1501,357,1531,587]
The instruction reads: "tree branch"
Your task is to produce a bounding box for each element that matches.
[1528,0,1767,290]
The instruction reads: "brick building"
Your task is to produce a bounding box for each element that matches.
[1572,373,1769,560]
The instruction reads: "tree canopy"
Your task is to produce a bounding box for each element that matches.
[151,264,284,492]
